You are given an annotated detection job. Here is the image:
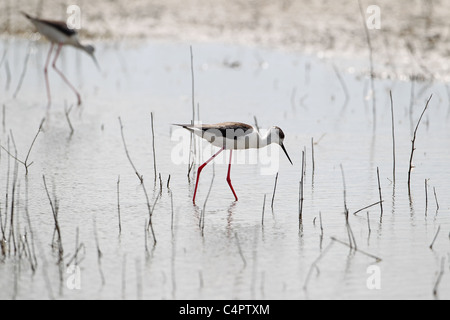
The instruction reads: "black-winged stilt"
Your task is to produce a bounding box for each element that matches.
[22,12,98,107]
[175,122,293,205]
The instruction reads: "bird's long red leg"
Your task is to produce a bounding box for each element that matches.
[52,44,82,106]
[226,150,238,201]
[193,147,224,205]
[44,43,54,108]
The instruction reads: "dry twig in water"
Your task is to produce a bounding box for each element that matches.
[42,175,64,263]
[65,103,74,135]
[144,186,158,246]
[1,118,45,175]
[377,167,383,220]
[118,117,143,183]
[93,218,105,286]
[433,187,439,213]
[367,212,372,235]
[299,150,306,223]
[150,112,157,182]
[433,257,445,298]
[408,95,433,194]
[390,91,396,183]
[117,175,121,234]
[429,225,441,250]
[271,172,279,211]
[261,194,266,226]
[331,237,382,262]
[340,164,357,249]
[311,138,315,176]
[353,201,384,216]
[425,179,429,217]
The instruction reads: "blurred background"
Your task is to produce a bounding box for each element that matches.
[2,0,450,80]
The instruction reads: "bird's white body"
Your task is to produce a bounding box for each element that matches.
[175,122,293,204]
[178,122,285,151]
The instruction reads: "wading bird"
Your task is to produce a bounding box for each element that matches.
[175,122,293,205]
[22,12,99,107]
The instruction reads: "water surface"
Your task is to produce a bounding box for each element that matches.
[0,37,449,300]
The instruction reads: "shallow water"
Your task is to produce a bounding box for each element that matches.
[0,37,449,300]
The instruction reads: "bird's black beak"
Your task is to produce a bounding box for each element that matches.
[281,143,293,165]
[91,54,101,72]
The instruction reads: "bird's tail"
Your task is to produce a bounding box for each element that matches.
[21,11,33,20]
[173,124,194,129]
[172,124,195,133]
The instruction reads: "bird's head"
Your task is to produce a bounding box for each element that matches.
[84,44,95,55]
[269,126,285,143]
[82,44,100,71]
[268,126,293,165]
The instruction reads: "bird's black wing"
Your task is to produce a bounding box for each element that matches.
[22,12,77,37]
[175,123,254,140]
[41,19,78,36]
[201,123,254,139]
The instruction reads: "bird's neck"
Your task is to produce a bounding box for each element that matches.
[258,131,272,148]
[74,42,86,51]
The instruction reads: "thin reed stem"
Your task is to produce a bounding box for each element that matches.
[408,95,433,194]
[42,175,63,263]
[311,138,315,176]
[340,164,348,216]
[299,150,306,222]
[429,225,441,250]
[117,175,121,234]
[261,194,266,226]
[118,117,143,183]
[367,212,371,234]
[433,257,445,298]
[390,91,396,184]
[0,118,45,175]
[331,237,382,262]
[353,201,384,216]
[143,184,158,246]
[150,112,157,183]
[93,218,105,286]
[433,187,439,212]
[64,103,74,135]
[425,179,429,217]
[271,172,279,210]
[377,167,383,220]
